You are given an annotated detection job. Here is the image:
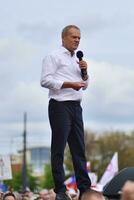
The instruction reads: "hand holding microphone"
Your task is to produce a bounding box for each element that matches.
[76,50,88,81]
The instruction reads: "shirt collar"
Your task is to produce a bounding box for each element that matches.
[60,46,75,57]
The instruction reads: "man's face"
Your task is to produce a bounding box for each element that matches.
[62,28,81,53]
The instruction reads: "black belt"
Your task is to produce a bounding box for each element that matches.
[50,98,81,105]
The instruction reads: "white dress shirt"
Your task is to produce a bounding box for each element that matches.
[40,46,88,101]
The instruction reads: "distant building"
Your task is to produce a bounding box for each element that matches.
[29,146,50,176]
[11,154,22,174]
[15,145,50,176]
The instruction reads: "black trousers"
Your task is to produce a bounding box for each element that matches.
[48,99,91,194]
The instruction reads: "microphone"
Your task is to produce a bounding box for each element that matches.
[76,50,87,80]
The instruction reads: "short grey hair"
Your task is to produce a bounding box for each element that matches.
[61,25,80,38]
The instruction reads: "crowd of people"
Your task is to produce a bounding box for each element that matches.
[1,181,134,200]
[0,188,103,200]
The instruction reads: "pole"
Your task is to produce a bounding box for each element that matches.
[22,112,28,192]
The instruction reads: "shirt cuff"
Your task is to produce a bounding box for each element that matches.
[52,80,64,90]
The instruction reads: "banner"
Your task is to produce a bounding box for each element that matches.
[0,155,12,180]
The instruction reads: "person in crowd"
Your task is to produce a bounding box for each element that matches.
[41,24,91,200]
[39,189,50,200]
[21,189,33,200]
[35,197,44,200]
[121,181,134,200]
[48,189,56,200]
[0,192,4,200]
[2,192,16,200]
[81,190,105,200]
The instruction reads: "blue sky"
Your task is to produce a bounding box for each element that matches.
[0,0,134,154]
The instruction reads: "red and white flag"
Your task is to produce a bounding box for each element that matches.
[99,152,118,187]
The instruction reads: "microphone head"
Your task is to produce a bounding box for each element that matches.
[76,50,84,60]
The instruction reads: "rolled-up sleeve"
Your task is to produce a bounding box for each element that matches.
[40,55,63,90]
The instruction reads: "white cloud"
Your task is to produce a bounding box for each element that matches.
[83,60,134,129]
[0,37,40,65]
[0,81,48,122]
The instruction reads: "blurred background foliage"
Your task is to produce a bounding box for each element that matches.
[4,129,134,191]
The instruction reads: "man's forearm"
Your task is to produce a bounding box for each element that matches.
[61,82,74,89]
[61,81,86,91]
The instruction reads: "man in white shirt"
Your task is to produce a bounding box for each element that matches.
[41,25,91,200]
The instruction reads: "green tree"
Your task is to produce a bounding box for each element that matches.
[5,172,22,191]
[42,163,54,189]
[84,130,134,179]
[4,168,38,191]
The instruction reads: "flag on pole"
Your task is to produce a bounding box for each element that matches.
[65,173,98,190]
[99,152,118,187]
[65,175,77,190]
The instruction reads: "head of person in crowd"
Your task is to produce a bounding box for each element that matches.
[121,181,134,200]
[39,189,50,200]
[13,192,22,200]
[81,190,105,200]
[35,197,44,200]
[22,187,32,198]
[0,192,4,200]
[2,192,16,200]
[48,189,56,200]
[21,196,30,200]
